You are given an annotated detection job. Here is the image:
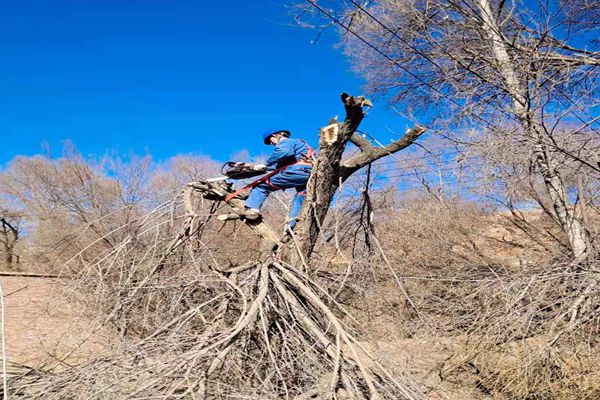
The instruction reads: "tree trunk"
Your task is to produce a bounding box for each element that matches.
[292,94,369,265]
[533,144,590,260]
[0,217,19,270]
[4,244,13,268]
[476,0,590,260]
[292,93,425,266]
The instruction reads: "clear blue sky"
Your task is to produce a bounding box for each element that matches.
[0,0,412,164]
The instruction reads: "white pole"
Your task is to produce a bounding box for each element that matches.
[0,280,7,400]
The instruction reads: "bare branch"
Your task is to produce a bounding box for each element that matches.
[341,126,427,179]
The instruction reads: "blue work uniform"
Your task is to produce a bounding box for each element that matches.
[245,138,313,230]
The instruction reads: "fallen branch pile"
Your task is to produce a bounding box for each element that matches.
[8,178,423,399]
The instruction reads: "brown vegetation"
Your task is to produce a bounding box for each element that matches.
[1,103,598,400]
[0,1,598,398]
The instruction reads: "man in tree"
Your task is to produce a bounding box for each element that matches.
[244,129,315,232]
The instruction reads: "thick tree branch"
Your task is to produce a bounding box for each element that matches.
[184,181,282,248]
[348,132,374,152]
[341,126,427,180]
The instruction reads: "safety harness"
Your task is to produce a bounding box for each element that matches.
[224,140,315,202]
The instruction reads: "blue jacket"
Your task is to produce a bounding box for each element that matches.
[266,138,314,171]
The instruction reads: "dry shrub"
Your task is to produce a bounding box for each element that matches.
[379,195,559,272]
[332,195,537,338]
[437,256,600,400]
[474,343,600,400]
[319,190,599,398]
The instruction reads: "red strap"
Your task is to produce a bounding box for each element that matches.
[265,177,282,190]
[298,139,317,163]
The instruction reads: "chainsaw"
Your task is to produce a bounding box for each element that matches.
[207,162,267,183]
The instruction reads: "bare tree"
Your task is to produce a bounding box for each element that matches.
[467,126,600,257]
[301,0,599,260]
[0,147,158,269]
[0,207,21,269]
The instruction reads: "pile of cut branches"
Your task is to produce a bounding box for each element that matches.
[9,181,422,399]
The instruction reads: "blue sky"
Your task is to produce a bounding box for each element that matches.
[0,0,412,165]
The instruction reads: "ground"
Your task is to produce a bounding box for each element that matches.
[1,275,108,374]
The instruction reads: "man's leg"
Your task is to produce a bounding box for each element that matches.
[245,183,274,212]
[287,186,306,231]
[248,168,310,230]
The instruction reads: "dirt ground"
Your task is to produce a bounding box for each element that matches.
[1,274,108,370]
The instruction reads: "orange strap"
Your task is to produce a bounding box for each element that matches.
[224,142,315,202]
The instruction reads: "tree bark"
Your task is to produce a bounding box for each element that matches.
[292,93,425,266]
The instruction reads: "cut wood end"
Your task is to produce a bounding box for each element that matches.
[320,123,340,145]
